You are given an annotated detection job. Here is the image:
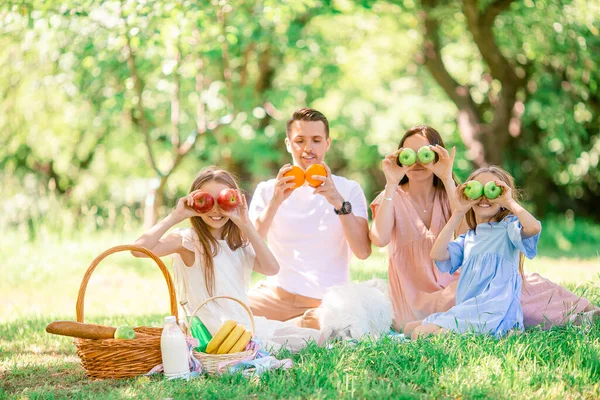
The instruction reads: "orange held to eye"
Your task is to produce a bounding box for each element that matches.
[305,164,327,188]
[283,166,306,188]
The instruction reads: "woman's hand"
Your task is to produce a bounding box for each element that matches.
[453,184,479,216]
[382,148,414,185]
[423,145,456,181]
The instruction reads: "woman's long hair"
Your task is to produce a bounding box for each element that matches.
[188,166,247,297]
[464,166,525,277]
[396,125,459,222]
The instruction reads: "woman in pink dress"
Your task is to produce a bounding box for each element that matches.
[369,125,599,333]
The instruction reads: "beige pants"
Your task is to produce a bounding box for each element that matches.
[248,282,322,330]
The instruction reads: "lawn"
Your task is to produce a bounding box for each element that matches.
[1,221,599,399]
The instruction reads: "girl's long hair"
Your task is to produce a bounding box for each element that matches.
[464,166,525,277]
[396,125,459,222]
[188,166,247,297]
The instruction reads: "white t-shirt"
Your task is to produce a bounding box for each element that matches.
[249,174,368,299]
[172,228,255,332]
[171,228,320,352]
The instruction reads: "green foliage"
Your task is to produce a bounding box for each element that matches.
[1,0,599,233]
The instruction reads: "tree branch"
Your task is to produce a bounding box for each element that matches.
[482,0,515,25]
[420,0,487,166]
[121,10,161,177]
[171,42,181,152]
[463,0,520,84]
[218,6,233,103]
[239,42,256,87]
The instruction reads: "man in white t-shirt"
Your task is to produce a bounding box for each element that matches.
[248,108,371,329]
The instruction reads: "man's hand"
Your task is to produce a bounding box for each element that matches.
[311,162,344,210]
[270,164,297,207]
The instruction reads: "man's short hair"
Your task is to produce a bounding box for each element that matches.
[286,108,330,138]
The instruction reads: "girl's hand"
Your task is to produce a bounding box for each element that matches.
[488,180,514,210]
[453,184,479,216]
[423,145,456,181]
[223,191,251,228]
[171,195,203,222]
[382,148,414,185]
[271,164,297,207]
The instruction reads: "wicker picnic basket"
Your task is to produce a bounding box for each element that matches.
[73,244,178,379]
[189,296,256,375]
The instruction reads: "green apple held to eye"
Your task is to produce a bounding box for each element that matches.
[417,146,435,164]
[483,181,502,199]
[398,148,417,166]
[464,180,484,200]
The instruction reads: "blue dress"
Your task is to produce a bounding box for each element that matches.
[422,215,540,337]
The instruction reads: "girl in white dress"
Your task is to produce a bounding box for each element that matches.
[133,166,320,352]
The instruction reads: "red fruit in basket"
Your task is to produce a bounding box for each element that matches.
[217,189,240,212]
[191,191,215,213]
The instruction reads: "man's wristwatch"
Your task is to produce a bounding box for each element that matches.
[334,201,352,215]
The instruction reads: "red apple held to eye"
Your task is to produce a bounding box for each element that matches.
[217,188,240,212]
[191,191,215,213]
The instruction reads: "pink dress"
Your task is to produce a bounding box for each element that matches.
[371,186,592,330]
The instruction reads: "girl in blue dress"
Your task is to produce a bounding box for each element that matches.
[412,166,542,339]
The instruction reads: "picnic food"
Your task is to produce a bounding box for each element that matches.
[305,164,327,188]
[483,181,502,199]
[417,146,435,164]
[114,325,136,340]
[398,148,417,166]
[205,320,252,354]
[191,191,215,213]
[206,320,237,353]
[46,321,116,340]
[228,330,252,353]
[284,166,306,188]
[217,325,245,354]
[464,180,484,200]
[217,189,240,212]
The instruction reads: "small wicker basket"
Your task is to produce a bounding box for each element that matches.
[72,245,178,379]
[189,296,256,375]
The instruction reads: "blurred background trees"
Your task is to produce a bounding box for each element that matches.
[1,0,599,239]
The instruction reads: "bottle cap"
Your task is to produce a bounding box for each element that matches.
[164,316,177,324]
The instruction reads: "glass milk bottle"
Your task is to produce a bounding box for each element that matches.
[160,316,189,379]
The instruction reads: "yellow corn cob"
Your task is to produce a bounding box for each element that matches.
[205,320,236,354]
[228,330,252,354]
[217,325,245,354]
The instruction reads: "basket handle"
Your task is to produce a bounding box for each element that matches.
[189,296,255,336]
[76,245,178,323]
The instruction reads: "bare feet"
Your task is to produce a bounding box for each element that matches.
[411,323,447,340]
[569,309,600,327]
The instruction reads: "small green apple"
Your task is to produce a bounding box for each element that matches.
[484,181,502,199]
[398,148,417,166]
[417,146,435,164]
[464,180,484,200]
[114,325,136,340]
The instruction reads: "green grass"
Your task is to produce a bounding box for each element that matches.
[1,221,600,399]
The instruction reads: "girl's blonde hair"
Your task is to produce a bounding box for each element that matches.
[188,166,247,297]
[464,165,525,277]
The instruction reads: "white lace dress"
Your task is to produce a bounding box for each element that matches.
[171,228,320,352]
